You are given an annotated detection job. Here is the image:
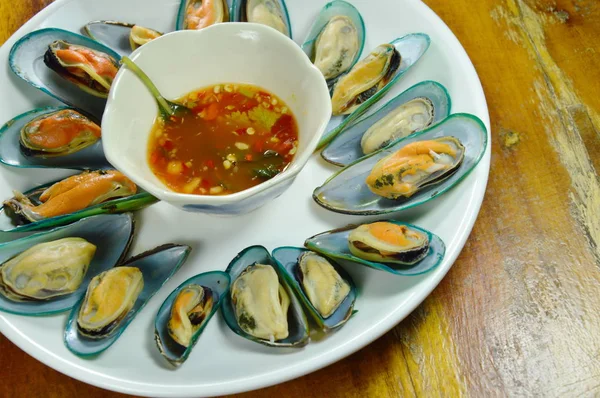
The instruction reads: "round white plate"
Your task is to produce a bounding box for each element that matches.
[0,0,490,396]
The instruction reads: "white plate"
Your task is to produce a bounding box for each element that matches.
[0,0,491,396]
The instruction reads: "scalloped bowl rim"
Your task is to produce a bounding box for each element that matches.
[102,23,332,207]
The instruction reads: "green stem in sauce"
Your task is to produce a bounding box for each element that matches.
[120,57,190,119]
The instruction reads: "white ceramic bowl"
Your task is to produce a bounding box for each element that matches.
[102,23,331,215]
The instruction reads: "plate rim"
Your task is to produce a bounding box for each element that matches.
[0,0,492,396]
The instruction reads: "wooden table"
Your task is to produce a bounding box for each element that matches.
[2,0,600,396]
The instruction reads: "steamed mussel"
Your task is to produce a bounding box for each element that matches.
[297,251,350,319]
[237,0,291,37]
[313,15,359,81]
[231,263,290,342]
[360,97,435,154]
[331,43,401,116]
[129,25,162,50]
[179,0,229,30]
[348,222,429,265]
[304,221,446,276]
[65,244,190,356]
[19,109,101,158]
[365,136,465,199]
[0,238,97,302]
[3,170,137,224]
[44,40,119,98]
[167,284,214,347]
[77,266,144,338]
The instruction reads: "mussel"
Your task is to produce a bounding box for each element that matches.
[167,284,214,347]
[44,40,119,98]
[0,213,135,316]
[313,16,359,81]
[366,136,465,199]
[321,80,451,167]
[231,263,290,342]
[330,43,401,116]
[316,33,431,149]
[360,97,435,154]
[348,222,429,265]
[231,0,292,37]
[155,271,230,366]
[0,238,97,302]
[304,221,446,276]
[302,1,365,85]
[19,109,101,158]
[221,245,309,347]
[3,170,137,224]
[77,266,143,338]
[9,29,122,120]
[297,251,349,318]
[313,114,487,216]
[83,21,162,56]
[246,0,288,35]
[65,244,190,356]
[272,247,356,331]
[129,25,162,50]
[178,0,229,30]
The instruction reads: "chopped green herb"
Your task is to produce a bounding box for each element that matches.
[226,111,251,126]
[254,164,280,179]
[248,106,280,131]
[238,86,256,99]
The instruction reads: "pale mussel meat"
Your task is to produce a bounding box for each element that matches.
[77,266,144,338]
[348,221,429,265]
[221,245,309,347]
[272,247,356,331]
[360,97,435,154]
[3,170,137,224]
[167,284,214,348]
[313,15,359,81]
[44,40,119,98]
[366,136,465,199]
[331,43,401,116]
[236,0,291,37]
[231,263,290,342]
[129,25,162,50]
[297,251,350,319]
[19,109,101,158]
[0,238,97,302]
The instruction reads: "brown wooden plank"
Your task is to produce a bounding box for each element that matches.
[1,0,600,397]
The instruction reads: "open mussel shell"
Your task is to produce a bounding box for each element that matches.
[313,113,487,215]
[0,213,133,315]
[64,244,190,357]
[83,21,162,56]
[176,0,230,30]
[305,221,445,276]
[322,81,451,166]
[317,33,431,149]
[272,247,356,331]
[0,106,108,170]
[0,174,158,232]
[155,271,230,366]
[301,1,365,85]
[220,245,309,348]
[9,28,121,121]
[231,0,292,38]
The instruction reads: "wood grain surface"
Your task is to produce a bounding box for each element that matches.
[1,0,599,397]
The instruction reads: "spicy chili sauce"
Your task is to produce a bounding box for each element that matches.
[147,83,299,195]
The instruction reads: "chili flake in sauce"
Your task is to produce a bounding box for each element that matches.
[147,83,299,195]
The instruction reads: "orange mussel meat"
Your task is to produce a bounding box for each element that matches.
[3,170,137,222]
